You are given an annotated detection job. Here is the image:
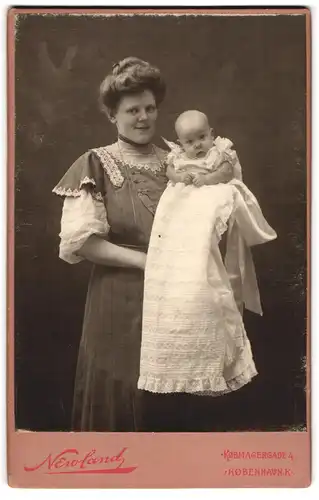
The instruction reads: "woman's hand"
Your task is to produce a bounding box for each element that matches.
[167,163,194,185]
[197,162,234,186]
[137,252,147,270]
[216,161,234,183]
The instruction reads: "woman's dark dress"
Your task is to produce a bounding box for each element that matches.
[53,141,169,431]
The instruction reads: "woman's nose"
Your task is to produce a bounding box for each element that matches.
[138,109,148,120]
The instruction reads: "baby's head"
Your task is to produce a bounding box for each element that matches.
[175,110,214,159]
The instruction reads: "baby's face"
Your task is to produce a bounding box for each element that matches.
[177,116,214,159]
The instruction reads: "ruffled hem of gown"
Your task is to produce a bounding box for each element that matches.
[137,362,257,396]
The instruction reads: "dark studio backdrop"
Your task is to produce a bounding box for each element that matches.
[14,12,307,431]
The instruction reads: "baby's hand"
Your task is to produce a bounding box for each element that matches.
[181,173,194,185]
[192,173,206,187]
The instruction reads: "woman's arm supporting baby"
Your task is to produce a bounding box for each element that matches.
[192,161,234,187]
[167,161,234,187]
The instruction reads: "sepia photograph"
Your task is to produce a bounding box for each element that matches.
[7,6,310,488]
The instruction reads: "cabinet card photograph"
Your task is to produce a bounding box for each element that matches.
[7,7,310,488]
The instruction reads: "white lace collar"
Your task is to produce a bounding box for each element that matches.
[93,140,166,173]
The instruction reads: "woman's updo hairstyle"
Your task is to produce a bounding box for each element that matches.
[99,57,166,116]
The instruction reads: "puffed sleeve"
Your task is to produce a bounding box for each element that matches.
[214,136,243,180]
[58,190,110,264]
[53,150,105,199]
[53,151,110,264]
[160,138,182,169]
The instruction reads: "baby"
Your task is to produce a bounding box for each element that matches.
[138,109,277,396]
[165,110,236,187]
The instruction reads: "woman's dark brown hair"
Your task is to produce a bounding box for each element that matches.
[99,57,166,116]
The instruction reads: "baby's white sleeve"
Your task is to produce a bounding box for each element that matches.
[215,136,243,180]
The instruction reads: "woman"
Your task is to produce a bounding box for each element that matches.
[53,57,233,432]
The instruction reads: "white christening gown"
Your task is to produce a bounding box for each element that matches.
[138,139,277,395]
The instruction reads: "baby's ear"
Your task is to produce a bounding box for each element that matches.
[210,127,215,137]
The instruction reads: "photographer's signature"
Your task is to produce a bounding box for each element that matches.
[24,447,137,474]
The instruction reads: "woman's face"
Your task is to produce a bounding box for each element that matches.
[111,90,158,144]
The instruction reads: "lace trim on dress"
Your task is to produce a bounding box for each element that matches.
[92,147,125,188]
[80,176,96,187]
[226,362,258,391]
[52,185,104,201]
[137,362,257,395]
[95,144,166,173]
[137,374,228,394]
[118,155,164,172]
[214,194,235,242]
[195,363,258,397]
